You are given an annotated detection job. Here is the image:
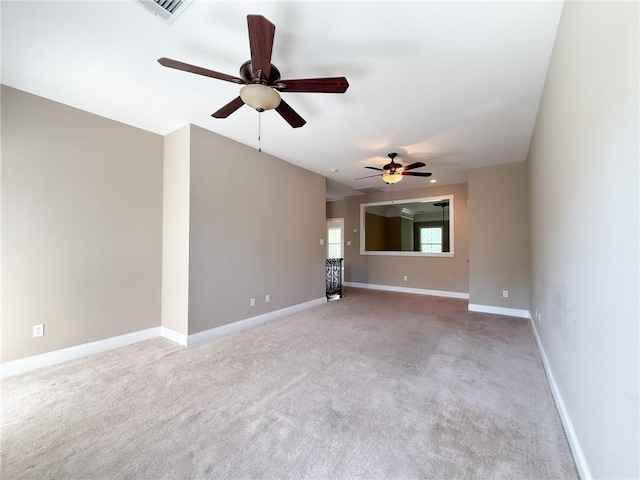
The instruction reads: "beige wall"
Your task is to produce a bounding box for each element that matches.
[161,126,191,335]
[364,213,386,250]
[2,87,325,360]
[326,200,346,219]
[342,195,370,283]
[528,1,638,478]
[330,183,468,294]
[400,217,413,251]
[385,217,402,251]
[468,162,530,310]
[1,86,163,362]
[187,125,326,334]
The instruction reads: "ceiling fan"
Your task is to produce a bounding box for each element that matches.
[356,153,433,184]
[157,14,349,128]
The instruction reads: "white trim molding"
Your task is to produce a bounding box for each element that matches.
[468,303,531,319]
[2,297,329,378]
[344,282,469,300]
[160,326,188,346]
[359,194,455,258]
[530,320,592,479]
[185,297,327,346]
[1,327,160,378]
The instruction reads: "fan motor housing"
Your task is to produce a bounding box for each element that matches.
[240,60,281,85]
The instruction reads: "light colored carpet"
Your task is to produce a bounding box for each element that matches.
[2,288,577,479]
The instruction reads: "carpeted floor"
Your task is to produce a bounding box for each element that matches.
[1,288,577,479]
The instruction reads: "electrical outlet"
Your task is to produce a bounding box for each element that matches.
[403,276,408,282]
[502,290,509,298]
[265,294,270,303]
[33,324,44,337]
[347,240,352,246]
[250,298,255,307]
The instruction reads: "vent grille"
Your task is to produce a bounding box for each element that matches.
[156,0,182,14]
[135,0,193,24]
[356,187,383,194]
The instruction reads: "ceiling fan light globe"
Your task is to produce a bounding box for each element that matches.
[382,173,403,184]
[240,84,281,111]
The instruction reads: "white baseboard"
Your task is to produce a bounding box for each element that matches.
[344,282,469,300]
[468,303,531,319]
[160,326,188,346]
[2,298,329,378]
[1,327,161,378]
[185,297,327,346]
[530,319,591,479]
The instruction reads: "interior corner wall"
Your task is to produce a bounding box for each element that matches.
[161,125,191,336]
[334,183,469,294]
[527,1,639,478]
[1,85,163,362]
[326,200,345,219]
[468,162,530,310]
[186,125,326,335]
[340,195,370,284]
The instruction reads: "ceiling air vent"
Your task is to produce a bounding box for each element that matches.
[356,187,384,195]
[135,0,193,24]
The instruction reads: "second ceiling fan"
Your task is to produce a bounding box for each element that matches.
[357,153,433,184]
[158,14,349,128]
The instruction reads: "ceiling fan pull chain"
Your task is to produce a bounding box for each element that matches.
[258,111,262,152]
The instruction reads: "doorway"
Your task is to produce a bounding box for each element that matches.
[326,218,344,283]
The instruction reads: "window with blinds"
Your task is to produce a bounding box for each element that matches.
[419,227,443,253]
[327,227,342,258]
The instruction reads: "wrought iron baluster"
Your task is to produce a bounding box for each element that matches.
[325,258,343,300]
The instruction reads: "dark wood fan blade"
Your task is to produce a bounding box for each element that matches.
[365,166,384,171]
[275,99,306,128]
[158,58,244,84]
[247,15,275,80]
[403,162,426,171]
[355,174,382,180]
[276,77,349,93]
[402,171,433,177]
[211,97,245,118]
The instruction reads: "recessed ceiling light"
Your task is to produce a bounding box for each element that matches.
[430,179,437,183]
[330,168,339,173]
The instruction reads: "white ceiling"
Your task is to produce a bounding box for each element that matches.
[1,0,563,199]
